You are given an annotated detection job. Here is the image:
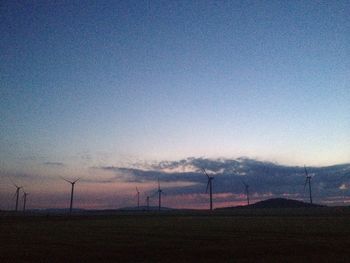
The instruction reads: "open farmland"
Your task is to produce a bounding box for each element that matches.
[1,209,350,262]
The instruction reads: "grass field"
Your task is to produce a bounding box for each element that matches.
[1,210,350,262]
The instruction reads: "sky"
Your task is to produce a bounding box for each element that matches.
[1,1,349,210]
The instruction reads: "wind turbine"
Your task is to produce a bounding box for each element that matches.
[201,168,214,211]
[13,184,23,212]
[304,166,313,204]
[22,191,29,213]
[136,187,140,209]
[62,177,80,214]
[157,178,164,211]
[241,180,250,205]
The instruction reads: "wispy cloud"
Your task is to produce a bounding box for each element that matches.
[0,170,42,181]
[43,162,64,167]
[2,157,350,210]
[91,157,350,204]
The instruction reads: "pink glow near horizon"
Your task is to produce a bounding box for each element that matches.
[2,170,350,210]
[2,188,348,210]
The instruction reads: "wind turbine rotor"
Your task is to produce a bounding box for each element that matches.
[201,168,210,178]
[72,178,80,184]
[241,179,248,188]
[61,176,73,184]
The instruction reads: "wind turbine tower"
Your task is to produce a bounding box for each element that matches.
[136,187,140,209]
[157,178,164,211]
[62,178,80,214]
[304,166,313,204]
[23,191,29,213]
[201,168,214,211]
[242,181,250,205]
[14,184,23,212]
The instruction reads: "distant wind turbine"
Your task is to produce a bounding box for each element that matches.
[13,184,23,212]
[304,166,313,204]
[157,178,165,211]
[136,187,140,209]
[22,191,29,213]
[201,168,214,211]
[62,177,80,214]
[241,180,250,206]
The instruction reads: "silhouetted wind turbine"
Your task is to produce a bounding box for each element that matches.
[157,178,164,211]
[62,177,80,214]
[22,191,28,213]
[304,166,313,204]
[201,168,214,211]
[136,187,140,209]
[239,179,250,206]
[13,184,23,212]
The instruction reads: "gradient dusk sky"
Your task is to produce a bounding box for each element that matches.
[1,1,349,209]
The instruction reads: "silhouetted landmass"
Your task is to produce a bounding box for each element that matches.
[2,212,350,262]
[27,208,86,214]
[218,198,324,210]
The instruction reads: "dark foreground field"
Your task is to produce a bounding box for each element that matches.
[1,209,350,262]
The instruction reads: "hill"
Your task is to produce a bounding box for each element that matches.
[218,198,324,210]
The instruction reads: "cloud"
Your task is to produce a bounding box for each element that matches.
[93,165,203,184]
[2,157,350,209]
[339,183,349,190]
[0,170,42,181]
[43,162,64,167]
[92,157,350,204]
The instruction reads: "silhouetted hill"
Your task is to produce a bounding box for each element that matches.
[218,198,324,210]
[250,198,324,208]
[26,208,86,214]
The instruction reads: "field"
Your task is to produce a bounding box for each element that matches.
[1,209,350,262]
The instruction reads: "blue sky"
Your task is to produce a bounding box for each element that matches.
[0,1,349,209]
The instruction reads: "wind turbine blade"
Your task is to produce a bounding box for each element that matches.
[136,187,139,193]
[60,176,73,184]
[158,178,160,190]
[201,168,210,178]
[13,183,22,190]
[231,168,237,176]
[10,179,17,187]
[304,165,308,177]
[73,178,80,183]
